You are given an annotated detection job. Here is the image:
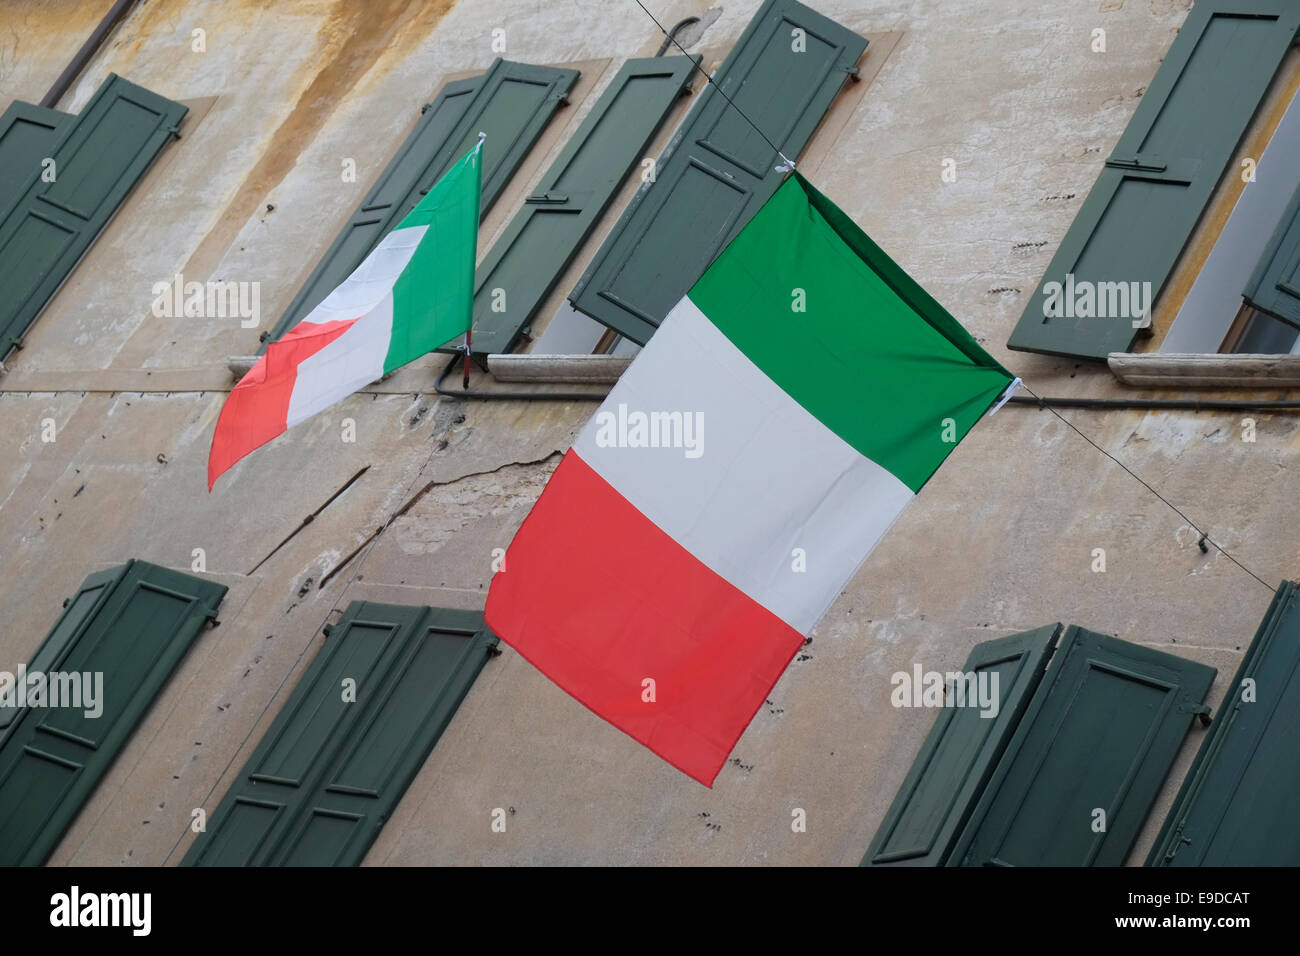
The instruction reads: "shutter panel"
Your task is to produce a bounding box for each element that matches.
[0,560,226,866]
[263,59,579,344]
[0,566,121,743]
[568,0,866,345]
[0,74,187,360]
[861,625,1058,867]
[0,101,71,202]
[1007,1,1300,360]
[184,602,497,866]
[1243,185,1300,328]
[1148,582,1300,865]
[949,627,1216,867]
[469,56,696,355]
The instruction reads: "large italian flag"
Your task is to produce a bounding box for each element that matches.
[486,172,1014,787]
[208,142,482,489]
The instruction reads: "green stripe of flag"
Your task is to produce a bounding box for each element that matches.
[385,143,482,373]
[689,172,1012,493]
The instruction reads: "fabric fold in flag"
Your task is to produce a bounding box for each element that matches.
[207,141,482,489]
[486,171,1014,787]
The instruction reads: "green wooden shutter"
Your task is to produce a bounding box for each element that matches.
[1148,582,1300,866]
[1243,185,1300,328]
[184,602,497,866]
[1007,1,1300,360]
[0,560,226,866]
[948,627,1215,867]
[469,56,696,355]
[861,625,1058,867]
[0,566,121,745]
[263,59,579,344]
[0,74,187,360]
[0,101,71,202]
[568,0,866,345]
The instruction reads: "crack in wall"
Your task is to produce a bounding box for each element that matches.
[318,450,562,588]
[247,464,370,574]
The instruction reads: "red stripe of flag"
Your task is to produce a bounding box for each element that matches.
[208,318,354,489]
[485,451,804,786]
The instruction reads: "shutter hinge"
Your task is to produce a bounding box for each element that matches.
[165,122,182,140]
[679,54,703,95]
[1179,701,1213,726]
[525,192,568,204]
[844,65,861,82]
[420,102,433,114]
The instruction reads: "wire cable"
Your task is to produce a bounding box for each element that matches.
[630,0,798,169]
[1018,382,1276,594]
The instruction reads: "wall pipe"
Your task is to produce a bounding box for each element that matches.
[40,0,137,109]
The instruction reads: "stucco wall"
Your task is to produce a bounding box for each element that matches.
[0,0,1290,866]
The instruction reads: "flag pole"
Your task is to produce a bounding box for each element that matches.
[463,327,472,390]
[986,377,1023,416]
[464,131,486,390]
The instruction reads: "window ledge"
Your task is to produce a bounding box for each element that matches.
[487,353,631,384]
[228,355,257,380]
[1108,352,1300,388]
[228,353,631,391]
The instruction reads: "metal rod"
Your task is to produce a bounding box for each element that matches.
[656,16,699,56]
[1007,395,1300,411]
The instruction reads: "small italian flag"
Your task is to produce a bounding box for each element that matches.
[486,172,1014,786]
[208,140,483,489]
